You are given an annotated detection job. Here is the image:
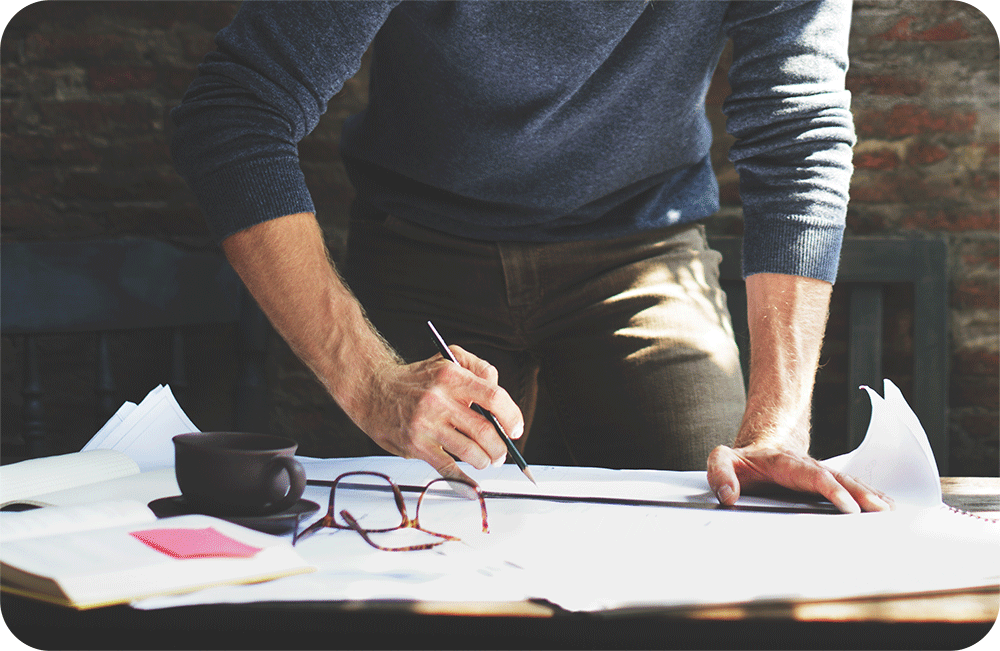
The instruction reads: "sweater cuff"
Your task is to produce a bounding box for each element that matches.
[741,218,844,284]
[186,156,316,243]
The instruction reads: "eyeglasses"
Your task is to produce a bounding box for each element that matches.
[292,471,489,551]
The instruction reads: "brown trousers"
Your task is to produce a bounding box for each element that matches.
[344,212,746,471]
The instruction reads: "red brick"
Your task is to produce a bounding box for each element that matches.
[953,279,1000,310]
[5,169,62,198]
[128,2,239,31]
[876,16,971,42]
[960,240,1000,271]
[972,173,1000,200]
[856,105,978,139]
[101,138,172,168]
[845,74,926,96]
[889,105,977,137]
[52,137,102,165]
[854,150,900,170]
[88,66,157,93]
[955,349,1000,376]
[902,210,1000,232]
[906,141,949,166]
[850,173,952,204]
[0,201,104,236]
[60,169,188,202]
[6,2,105,33]
[22,33,134,64]
[37,100,158,132]
[0,134,51,162]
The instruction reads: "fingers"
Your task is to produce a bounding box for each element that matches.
[706,445,742,506]
[450,345,498,383]
[446,346,525,441]
[827,468,895,512]
[423,448,481,501]
[367,347,524,480]
[406,380,503,469]
[706,445,895,514]
[770,454,894,514]
[800,462,863,514]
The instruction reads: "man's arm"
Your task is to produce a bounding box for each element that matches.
[706,273,892,513]
[221,212,523,484]
[168,3,523,482]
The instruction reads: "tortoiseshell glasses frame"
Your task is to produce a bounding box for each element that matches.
[292,471,489,551]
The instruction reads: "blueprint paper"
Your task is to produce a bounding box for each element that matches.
[133,380,999,612]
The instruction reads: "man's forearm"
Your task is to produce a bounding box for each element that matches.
[219,212,522,480]
[736,272,833,453]
[221,212,399,429]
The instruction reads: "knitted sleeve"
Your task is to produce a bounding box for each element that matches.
[723,0,856,282]
[170,1,398,242]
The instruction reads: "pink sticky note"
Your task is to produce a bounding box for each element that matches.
[130,527,263,559]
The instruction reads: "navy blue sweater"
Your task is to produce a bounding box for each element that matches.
[171,0,855,282]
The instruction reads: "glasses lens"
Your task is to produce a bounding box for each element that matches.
[332,474,406,531]
[416,481,487,540]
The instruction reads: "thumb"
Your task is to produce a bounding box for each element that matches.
[706,445,741,506]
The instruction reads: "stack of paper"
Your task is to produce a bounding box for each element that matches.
[82,385,199,471]
[0,384,197,509]
[1,385,316,611]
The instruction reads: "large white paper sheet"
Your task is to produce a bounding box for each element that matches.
[824,381,942,507]
[134,380,1000,612]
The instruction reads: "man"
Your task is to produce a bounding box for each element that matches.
[172,0,891,513]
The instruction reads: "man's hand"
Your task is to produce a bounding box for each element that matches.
[707,444,893,513]
[221,212,524,488]
[357,344,524,486]
[714,272,893,513]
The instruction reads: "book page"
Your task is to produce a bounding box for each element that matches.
[0,449,139,507]
[82,399,139,450]
[83,385,166,452]
[0,500,155,543]
[23,468,180,508]
[0,514,314,609]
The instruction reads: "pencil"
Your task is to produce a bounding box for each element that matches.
[426,321,537,485]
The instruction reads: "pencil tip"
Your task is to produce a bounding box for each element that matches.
[523,467,538,486]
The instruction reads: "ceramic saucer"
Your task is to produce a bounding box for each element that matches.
[148,496,320,536]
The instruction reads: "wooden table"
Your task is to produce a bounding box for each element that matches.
[3,478,997,650]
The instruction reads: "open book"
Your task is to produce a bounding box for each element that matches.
[0,385,314,609]
[1,385,196,509]
[0,501,314,609]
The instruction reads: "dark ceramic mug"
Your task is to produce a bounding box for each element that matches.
[173,432,307,516]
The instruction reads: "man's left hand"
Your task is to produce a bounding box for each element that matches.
[706,443,894,513]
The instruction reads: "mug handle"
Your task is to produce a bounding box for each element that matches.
[264,456,307,512]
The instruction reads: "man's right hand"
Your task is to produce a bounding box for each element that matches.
[221,212,523,487]
[357,344,524,486]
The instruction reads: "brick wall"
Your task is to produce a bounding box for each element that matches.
[2,1,997,473]
[847,1,999,474]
